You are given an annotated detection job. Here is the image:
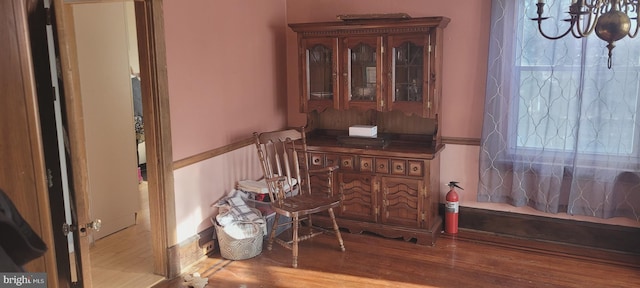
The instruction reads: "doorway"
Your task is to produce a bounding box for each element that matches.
[52,0,175,285]
[72,1,141,244]
[68,2,160,287]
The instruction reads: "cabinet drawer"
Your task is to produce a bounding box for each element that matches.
[359,157,374,172]
[408,160,423,177]
[310,153,324,168]
[375,158,389,174]
[325,154,339,167]
[340,155,355,171]
[391,159,406,175]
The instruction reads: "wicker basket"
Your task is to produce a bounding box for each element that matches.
[214,219,263,260]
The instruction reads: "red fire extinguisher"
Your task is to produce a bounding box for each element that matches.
[445,181,463,234]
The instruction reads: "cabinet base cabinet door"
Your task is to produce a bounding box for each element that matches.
[338,173,377,222]
[380,177,423,228]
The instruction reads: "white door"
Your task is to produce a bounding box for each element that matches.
[73,2,141,241]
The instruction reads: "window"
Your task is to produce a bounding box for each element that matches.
[479,0,640,220]
[511,0,640,157]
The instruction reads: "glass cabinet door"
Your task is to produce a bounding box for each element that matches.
[343,37,382,111]
[301,38,339,112]
[387,34,432,117]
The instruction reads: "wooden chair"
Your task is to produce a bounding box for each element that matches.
[253,128,345,268]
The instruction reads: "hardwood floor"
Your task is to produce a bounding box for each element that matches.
[89,181,164,288]
[91,180,640,287]
[152,227,640,288]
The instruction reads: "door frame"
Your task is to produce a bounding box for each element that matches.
[1,0,58,281]
[51,0,176,283]
[28,0,75,286]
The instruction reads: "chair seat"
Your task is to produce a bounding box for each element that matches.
[271,194,341,218]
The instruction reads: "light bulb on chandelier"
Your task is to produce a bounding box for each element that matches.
[532,0,639,68]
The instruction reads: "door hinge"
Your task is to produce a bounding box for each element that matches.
[421,212,425,222]
[374,206,379,216]
[46,168,53,188]
[45,7,52,26]
[62,223,75,236]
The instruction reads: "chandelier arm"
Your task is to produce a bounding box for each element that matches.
[629,18,640,37]
[628,2,640,37]
[537,19,575,40]
[574,4,600,37]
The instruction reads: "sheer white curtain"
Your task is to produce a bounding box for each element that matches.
[479,0,640,220]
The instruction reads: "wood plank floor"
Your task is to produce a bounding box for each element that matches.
[89,181,165,288]
[152,228,640,288]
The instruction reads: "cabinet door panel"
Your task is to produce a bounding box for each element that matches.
[342,36,383,111]
[387,33,432,117]
[338,173,377,222]
[301,37,339,112]
[381,177,423,228]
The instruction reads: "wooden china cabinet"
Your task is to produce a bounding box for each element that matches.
[290,16,449,245]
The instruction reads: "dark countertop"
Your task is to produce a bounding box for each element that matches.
[305,129,444,160]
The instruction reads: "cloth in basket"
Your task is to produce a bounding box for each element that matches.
[215,189,265,239]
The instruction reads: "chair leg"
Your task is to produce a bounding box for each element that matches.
[307,214,313,236]
[292,214,299,268]
[328,208,345,252]
[268,214,280,251]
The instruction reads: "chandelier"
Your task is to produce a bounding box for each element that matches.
[532,0,640,68]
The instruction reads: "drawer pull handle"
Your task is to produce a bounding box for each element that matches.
[396,165,402,170]
[413,167,418,171]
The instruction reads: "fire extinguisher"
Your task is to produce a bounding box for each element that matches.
[445,181,463,234]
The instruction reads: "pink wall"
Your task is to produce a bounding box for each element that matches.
[161,1,637,244]
[163,0,288,244]
[285,0,492,139]
[164,0,289,161]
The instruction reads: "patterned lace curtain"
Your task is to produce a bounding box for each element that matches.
[479,0,640,220]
